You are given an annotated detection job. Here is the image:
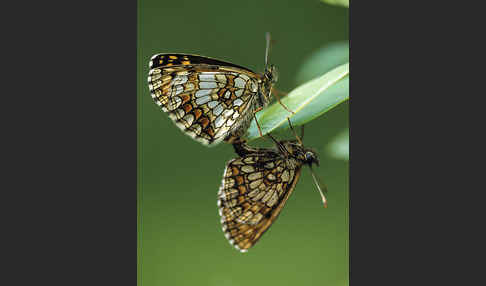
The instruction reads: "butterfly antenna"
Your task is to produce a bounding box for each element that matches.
[287,117,303,145]
[266,132,280,146]
[265,32,271,69]
[309,165,328,208]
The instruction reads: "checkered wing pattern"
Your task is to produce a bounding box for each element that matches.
[148,54,264,146]
[218,150,302,252]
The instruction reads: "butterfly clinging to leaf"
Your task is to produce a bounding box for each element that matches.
[147,33,289,146]
[218,119,327,252]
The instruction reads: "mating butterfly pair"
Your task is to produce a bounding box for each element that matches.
[147,34,326,252]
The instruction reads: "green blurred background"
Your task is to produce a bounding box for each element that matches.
[138,1,349,285]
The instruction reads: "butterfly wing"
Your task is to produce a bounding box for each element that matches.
[148,54,262,145]
[218,151,302,252]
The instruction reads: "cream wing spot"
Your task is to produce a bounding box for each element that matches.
[151,81,162,90]
[195,95,211,105]
[226,199,238,207]
[192,124,202,135]
[231,159,244,165]
[223,109,234,118]
[175,109,185,119]
[208,101,219,109]
[199,74,215,81]
[258,182,267,190]
[248,189,260,198]
[281,170,290,182]
[185,82,195,91]
[261,189,274,203]
[250,80,258,92]
[172,75,188,85]
[213,104,224,116]
[249,213,263,225]
[234,77,246,88]
[226,118,235,127]
[249,179,263,189]
[149,68,161,74]
[195,89,212,98]
[215,115,225,128]
[235,89,243,97]
[241,165,255,173]
[215,74,227,84]
[182,114,194,126]
[224,90,231,99]
[267,191,279,207]
[199,81,218,89]
[248,172,262,180]
[254,190,265,201]
[172,85,184,96]
[167,97,182,111]
[150,73,161,81]
[233,99,244,106]
[214,125,230,138]
[223,178,235,188]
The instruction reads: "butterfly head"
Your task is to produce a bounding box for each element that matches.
[258,65,278,107]
[281,141,319,167]
[264,64,278,84]
[303,149,320,167]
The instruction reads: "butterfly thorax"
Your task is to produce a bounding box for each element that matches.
[280,141,320,167]
[258,64,278,108]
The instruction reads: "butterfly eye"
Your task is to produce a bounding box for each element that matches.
[305,152,313,161]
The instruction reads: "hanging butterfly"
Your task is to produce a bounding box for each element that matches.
[217,119,327,252]
[147,33,291,146]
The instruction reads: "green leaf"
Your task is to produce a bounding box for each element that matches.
[295,41,349,85]
[321,0,349,8]
[245,63,349,141]
[326,128,349,161]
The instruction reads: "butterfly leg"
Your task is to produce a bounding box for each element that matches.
[232,141,253,157]
[272,88,295,115]
[286,117,303,145]
[252,110,264,138]
[266,132,292,158]
[266,132,279,145]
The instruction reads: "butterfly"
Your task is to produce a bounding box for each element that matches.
[217,120,327,252]
[147,33,287,146]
